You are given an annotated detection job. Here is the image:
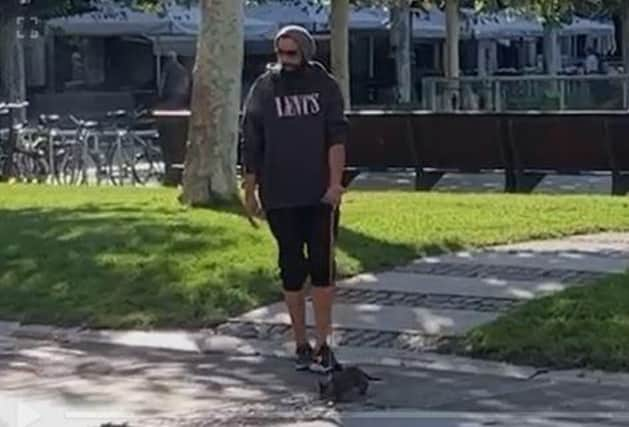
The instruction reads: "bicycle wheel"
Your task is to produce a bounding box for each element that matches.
[85,132,107,185]
[14,149,47,183]
[107,140,136,186]
[57,142,83,185]
[0,150,7,179]
[131,136,164,185]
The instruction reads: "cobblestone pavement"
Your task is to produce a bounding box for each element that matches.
[395,262,609,284]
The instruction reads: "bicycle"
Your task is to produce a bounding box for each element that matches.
[67,114,106,185]
[0,104,9,175]
[11,122,49,183]
[0,101,30,181]
[102,108,163,186]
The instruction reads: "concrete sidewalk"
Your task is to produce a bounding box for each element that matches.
[2,338,629,427]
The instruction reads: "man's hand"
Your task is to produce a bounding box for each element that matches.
[245,189,263,219]
[243,173,263,223]
[321,184,345,207]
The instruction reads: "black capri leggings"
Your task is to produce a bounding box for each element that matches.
[266,203,339,291]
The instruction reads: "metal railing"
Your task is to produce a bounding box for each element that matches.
[421,74,629,112]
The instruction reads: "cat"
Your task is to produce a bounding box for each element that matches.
[318,365,382,402]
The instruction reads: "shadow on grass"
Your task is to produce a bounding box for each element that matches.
[0,204,280,329]
[336,225,465,276]
[1,201,467,329]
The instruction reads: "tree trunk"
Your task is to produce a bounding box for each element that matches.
[613,12,622,60]
[0,16,27,121]
[390,1,412,103]
[622,1,629,73]
[444,0,460,110]
[330,0,350,109]
[444,0,460,79]
[543,24,560,75]
[180,0,244,205]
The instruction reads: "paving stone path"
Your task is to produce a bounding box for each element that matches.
[218,233,629,358]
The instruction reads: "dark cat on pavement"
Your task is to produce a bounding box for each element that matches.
[318,365,382,402]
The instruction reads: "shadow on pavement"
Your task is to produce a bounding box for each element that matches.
[2,338,629,426]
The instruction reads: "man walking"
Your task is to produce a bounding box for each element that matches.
[241,25,348,373]
[159,51,191,108]
[157,51,191,186]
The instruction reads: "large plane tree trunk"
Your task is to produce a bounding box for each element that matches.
[180,0,244,205]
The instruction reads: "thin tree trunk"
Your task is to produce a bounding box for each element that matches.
[612,13,622,60]
[330,0,350,108]
[622,1,629,74]
[390,1,411,103]
[543,24,560,75]
[445,0,459,79]
[180,0,244,205]
[0,16,26,121]
[444,0,460,110]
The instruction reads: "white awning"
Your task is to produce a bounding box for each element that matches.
[461,8,615,40]
[462,8,543,39]
[46,2,615,45]
[411,9,447,39]
[46,1,279,40]
[315,5,389,31]
[246,1,327,33]
[46,2,171,36]
[167,3,279,40]
[384,8,446,39]
[561,16,615,36]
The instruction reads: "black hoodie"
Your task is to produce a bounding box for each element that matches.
[241,61,348,211]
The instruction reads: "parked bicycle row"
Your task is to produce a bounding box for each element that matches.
[0,106,164,186]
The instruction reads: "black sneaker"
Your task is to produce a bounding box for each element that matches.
[295,343,313,371]
[309,343,341,374]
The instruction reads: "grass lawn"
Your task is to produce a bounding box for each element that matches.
[462,272,629,372]
[1,183,629,329]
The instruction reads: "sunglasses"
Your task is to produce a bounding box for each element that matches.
[276,48,300,57]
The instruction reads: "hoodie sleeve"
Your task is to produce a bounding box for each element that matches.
[241,75,267,175]
[324,77,349,147]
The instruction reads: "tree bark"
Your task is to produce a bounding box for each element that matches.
[622,1,629,74]
[180,0,244,205]
[390,0,412,103]
[444,0,460,79]
[0,16,27,120]
[330,0,350,109]
[543,24,560,75]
